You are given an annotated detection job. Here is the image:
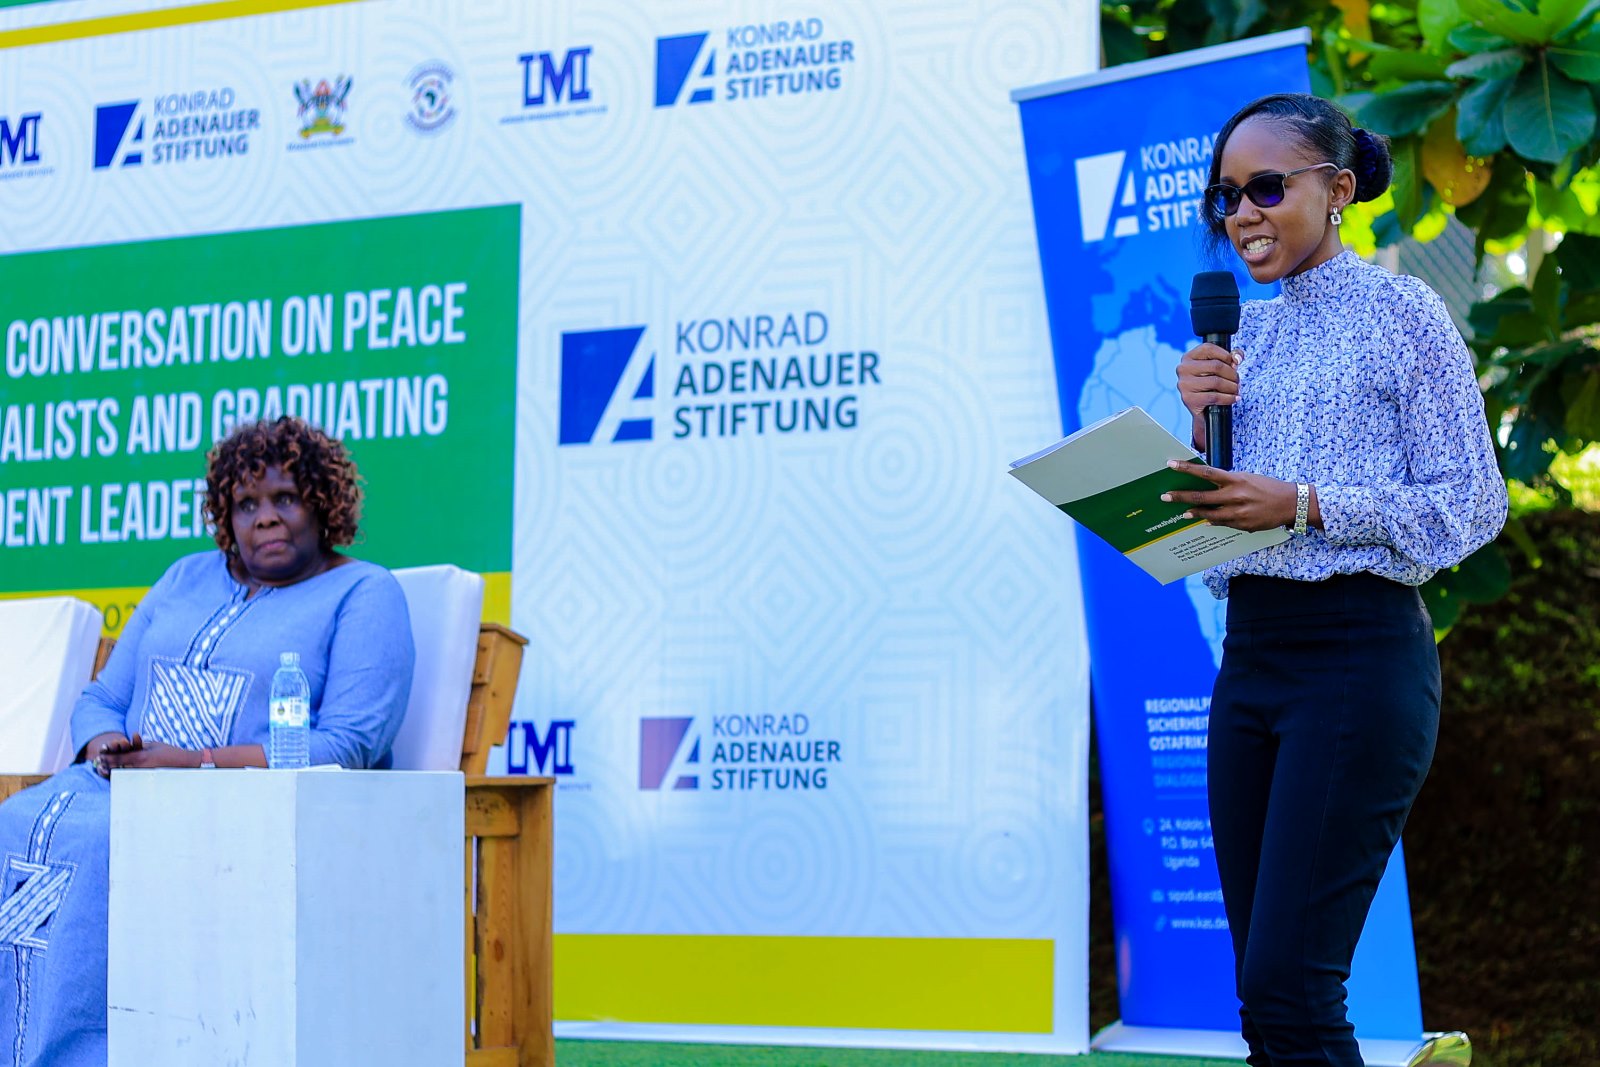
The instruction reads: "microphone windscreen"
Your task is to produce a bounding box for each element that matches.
[1190,270,1241,336]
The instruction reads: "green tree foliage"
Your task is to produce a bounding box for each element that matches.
[1103,0,1600,628]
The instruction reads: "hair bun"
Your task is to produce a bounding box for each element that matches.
[1350,127,1393,203]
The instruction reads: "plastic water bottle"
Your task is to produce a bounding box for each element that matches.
[269,651,311,769]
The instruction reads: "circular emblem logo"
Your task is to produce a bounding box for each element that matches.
[405,62,457,135]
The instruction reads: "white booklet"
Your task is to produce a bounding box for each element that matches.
[1009,407,1288,584]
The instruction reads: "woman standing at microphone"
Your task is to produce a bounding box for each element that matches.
[1164,93,1506,1066]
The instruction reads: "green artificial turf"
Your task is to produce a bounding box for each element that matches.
[555,1041,1236,1067]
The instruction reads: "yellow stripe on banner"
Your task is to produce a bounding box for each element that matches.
[481,571,510,626]
[0,571,513,636]
[0,0,371,50]
[555,934,1054,1033]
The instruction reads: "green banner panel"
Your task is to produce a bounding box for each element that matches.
[0,204,520,592]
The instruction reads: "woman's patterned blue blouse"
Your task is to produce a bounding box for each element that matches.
[1205,250,1508,598]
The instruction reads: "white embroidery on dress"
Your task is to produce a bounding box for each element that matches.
[4,792,76,1067]
[141,656,252,749]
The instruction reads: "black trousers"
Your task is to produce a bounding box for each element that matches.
[1209,574,1440,1067]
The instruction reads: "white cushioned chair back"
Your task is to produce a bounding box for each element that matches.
[0,597,103,774]
[388,565,484,771]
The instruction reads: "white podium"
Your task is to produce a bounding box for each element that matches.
[109,769,464,1067]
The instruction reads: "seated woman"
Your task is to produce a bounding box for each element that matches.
[0,416,415,1066]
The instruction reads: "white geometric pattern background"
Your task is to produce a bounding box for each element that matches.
[0,0,1097,1050]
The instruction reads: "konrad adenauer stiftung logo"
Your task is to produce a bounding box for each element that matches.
[558,310,881,445]
[94,88,260,169]
[655,17,856,106]
[1075,133,1215,244]
[639,715,841,792]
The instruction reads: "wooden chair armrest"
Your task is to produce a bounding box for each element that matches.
[0,774,51,804]
[460,624,528,776]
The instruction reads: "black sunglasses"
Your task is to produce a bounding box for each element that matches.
[1205,162,1337,218]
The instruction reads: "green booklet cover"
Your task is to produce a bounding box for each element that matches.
[1009,407,1288,584]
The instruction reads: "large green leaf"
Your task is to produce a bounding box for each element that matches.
[1392,135,1427,230]
[1448,24,1519,51]
[1310,64,1338,100]
[1449,542,1514,602]
[1470,285,1548,345]
[1549,29,1600,81]
[1337,89,1377,117]
[1358,81,1459,137]
[1418,580,1461,631]
[1497,336,1590,367]
[1162,0,1216,52]
[1419,542,1513,629]
[1556,230,1600,289]
[1563,289,1600,323]
[1100,15,1146,67]
[1456,156,1532,259]
[1565,367,1600,438]
[1458,75,1515,154]
[1371,51,1456,80]
[1447,48,1529,80]
[1370,208,1405,248]
[1530,174,1600,235]
[1228,0,1266,38]
[1419,580,1462,630]
[1503,407,1562,480]
[1555,233,1600,327]
[1532,253,1564,336]
[1200,0,1238,38]
[1459,0,1594,44]
[1554,0,1600,41]
[1503,58,1596,161]
[1420,0,1467,50]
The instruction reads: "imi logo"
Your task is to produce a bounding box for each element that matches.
[505,720,575,776]
[558,326,654,445]
[1,113,42,170]
[520,48,593,106]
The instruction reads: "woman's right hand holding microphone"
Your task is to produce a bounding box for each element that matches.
[1176,342,1241,451]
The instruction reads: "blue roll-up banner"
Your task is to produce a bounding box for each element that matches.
[1012,31,1427,1066]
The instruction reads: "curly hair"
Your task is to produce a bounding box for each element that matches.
[205,417,363,554]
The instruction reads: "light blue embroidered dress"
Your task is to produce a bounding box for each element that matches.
[0,551,414,1067]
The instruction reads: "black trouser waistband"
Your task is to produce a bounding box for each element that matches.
[1227,573,1425,625]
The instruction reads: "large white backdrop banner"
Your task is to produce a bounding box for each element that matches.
[0,0,1096,1052]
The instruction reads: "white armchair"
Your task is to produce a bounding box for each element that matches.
[0,596,102,774]
[0,576,551,1067]
[388,565,487,771]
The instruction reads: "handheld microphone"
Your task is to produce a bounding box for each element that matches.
[1189,271,1240,470]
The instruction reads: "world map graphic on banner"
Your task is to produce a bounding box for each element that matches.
[1074,260,1229,668]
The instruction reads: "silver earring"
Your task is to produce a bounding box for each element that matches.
[1330,207,1343,225]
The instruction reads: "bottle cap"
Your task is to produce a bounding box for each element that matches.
[280,651,300,668]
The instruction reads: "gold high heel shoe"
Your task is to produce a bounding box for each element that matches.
[1405,1031,1472,1066]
